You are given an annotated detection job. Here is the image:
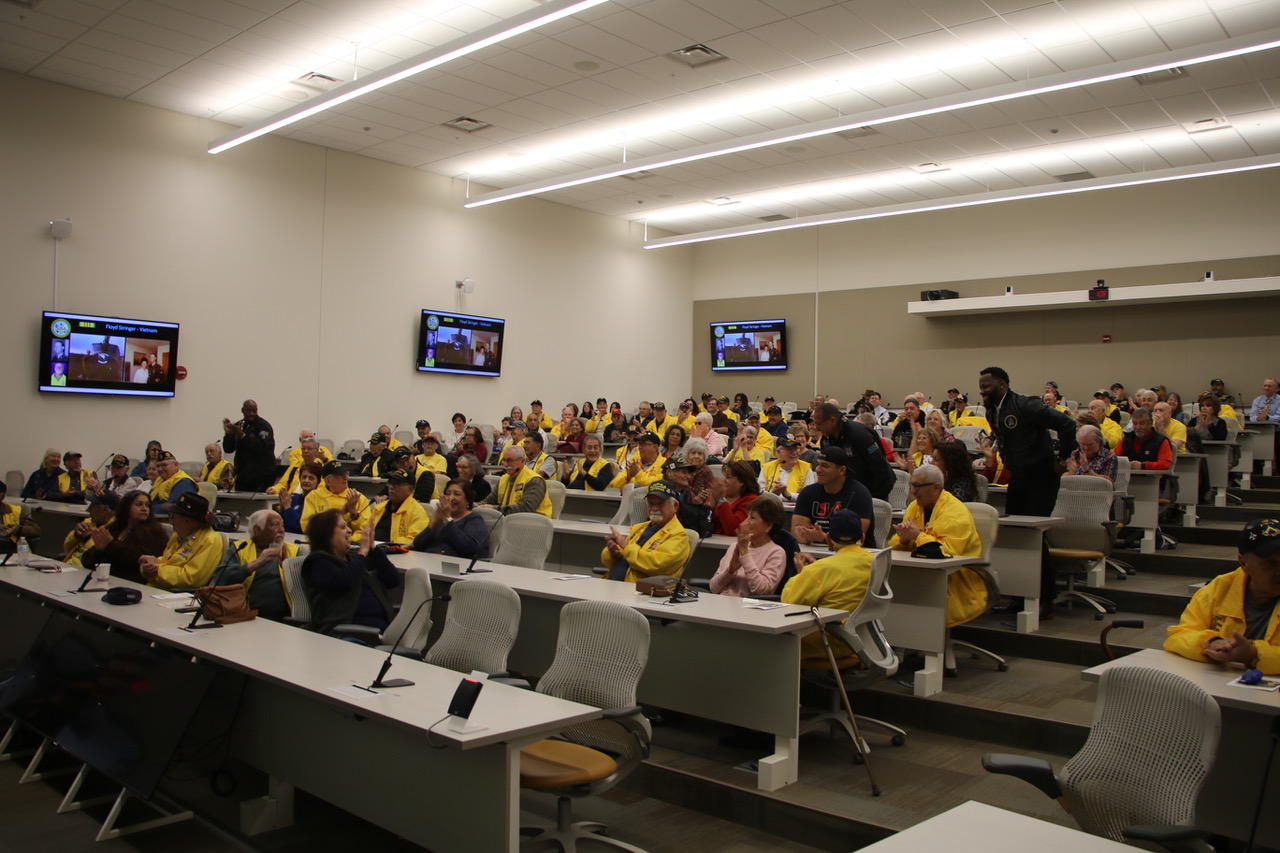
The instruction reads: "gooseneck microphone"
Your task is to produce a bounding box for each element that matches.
[369,592,452,689]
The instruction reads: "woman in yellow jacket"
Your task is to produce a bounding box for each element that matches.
[888,464,988,627]
[1164,518,1280,674]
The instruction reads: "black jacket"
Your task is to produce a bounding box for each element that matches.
[987,390,1077,474]
[818,418,896,500]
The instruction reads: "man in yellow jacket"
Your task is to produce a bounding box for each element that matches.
[302,461,372,543]
[1165,518,1280,674]
[601,481,689,583]
[888,464,988,627]
[608,431,666,490]
[481,445,552,517]
[140,493,224,589]
[782,509,873,660]
[369,470,430,545]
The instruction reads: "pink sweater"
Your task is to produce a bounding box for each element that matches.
[710,539,786,597]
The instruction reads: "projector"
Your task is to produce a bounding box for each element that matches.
[920,289,959,301]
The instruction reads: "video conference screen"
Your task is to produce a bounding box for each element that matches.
[416,310,505,377]
[710,319,788,371]
[38,311,180,397]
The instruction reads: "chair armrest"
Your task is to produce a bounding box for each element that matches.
[1122,825,1210,850]
[687,578,711,590]
[282,616,309,628]
[981,753,1061,799]
[601,706,642,719]
[334,623,382,643]
[591,566,607,576]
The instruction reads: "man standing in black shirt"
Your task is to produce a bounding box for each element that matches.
[811,403,895,500]
[222,399,276,492]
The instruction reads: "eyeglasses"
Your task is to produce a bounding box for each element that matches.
[908,482,939,490]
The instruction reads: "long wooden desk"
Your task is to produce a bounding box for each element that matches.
[0,562,598,852]
[390,550,847,791]
[1082,648,1279,848]
[858,800,1132,852]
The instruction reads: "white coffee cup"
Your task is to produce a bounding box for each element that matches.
[94,563,111,584]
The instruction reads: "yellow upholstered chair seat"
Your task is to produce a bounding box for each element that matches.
[1048,547,1104,561]
[520,739,617,790]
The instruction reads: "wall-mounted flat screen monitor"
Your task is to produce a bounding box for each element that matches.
[417,310,504,377]
[39,311,180,397]
[710,319,787,371]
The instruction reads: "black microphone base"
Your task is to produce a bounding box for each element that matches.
[465,567,492,573]
[372,678,414,689]
[188,622,223,630]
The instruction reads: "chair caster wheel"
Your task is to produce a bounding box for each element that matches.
[852,752,865,765]
[944,668,958,678]
[997,663,1009,672]
[1094,612,1105,620]
[891,735,906,747]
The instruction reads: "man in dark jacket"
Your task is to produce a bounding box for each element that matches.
[811,403,895,501]
[222,399,276,492]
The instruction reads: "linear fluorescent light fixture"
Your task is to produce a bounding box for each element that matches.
[642,155,1280,249]
[463,28,1280,208]
[208,0,612,154]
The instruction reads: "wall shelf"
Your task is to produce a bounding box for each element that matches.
[907,276,1280,317]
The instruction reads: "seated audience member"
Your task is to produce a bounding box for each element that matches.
[1165,518,1280,674]
[82,490,167,583]
[631,400,654,429]
[674,400,696,433]
[581,401,600,434]
[199,443,235,490]
[761,405,790,442]
[1087,398,1123,449]
[609,431,666,490]
[681,438,716,503]
[270,438,323,495]
[453,453,490,504]
[0,480,41,554]
[602,409,629,443]
[1065,425,1118,482]
[940,388,962,416]
[1111,383,1132,413]
[561,434,616,491]
[139,493,223,589]
[522,431,557,480]
[792,447,875,548]
[441,414,468,453]
[974,434,1010,485]
[932,440,981,502]
[550,406,578,441]
[22,447,66,500]
[1191,397,1229,442]
[369,470,429,546]
[47,451,89,503]
[87,454,141,499]
[415,433,449,475]
[788,423,821,465]
[1206,378,1236,408]
[647,402,675,440]
[481,446,552,517]
[1121,408,1173,470]
[302,508,401,635]
[131,440,163,479]
[662,455,713,538]
[662,424,688,459]
[888,464,988,628]
[1167,392,1189,424]
[389,447,436,503]
[555,418,588,453]
[600,481,690,583]
[811,403,895,501]
[1153,402,1188,454]
[741,412,774,455]
[358,433,395,478]
[138,460,160,495]
[287,430,334,466]
[215,509,299,621]
[711,496,787,597]
[855,412,896,464]
[413,478,490,558]
[712,460,763,535]
[150,451,197,516]
[760,438,815,500]
[377,424,403,450]
[302,461,372,543]
[891,397,925,449]
[782,509,872,659]
[449,426,489,466]
[730,393,753,422]
[691,412,727,460]
[1252,377,1280,422]
[1043,390,1069,413]
[864,391,891,426]
[924,409,956,443]
[902,427,941,473]
[723,425,769,470]
[947,394,975,425]
[528,399,554,431]
[277,462,322,534]
[412,418,435,453]
[63,492,117,567]
[712,395,739,440]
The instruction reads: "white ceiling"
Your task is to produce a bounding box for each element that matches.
[3,0,1279,234]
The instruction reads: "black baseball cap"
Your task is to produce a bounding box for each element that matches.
[653,401,666,410]
[171,492,210,522]
[636,431,662,445]
[369,432,387,444]
[385,470,413,488]
[1239,519,1280,558]
[63,451,82,461]
[110,454,130,467]
[415,419,431,428]
[157,450,177,462]
[766,405,782,415]
[393,447,414,459]
[775,438,800,450]
[645,481,680,502]
[827,509,863,544]
[818,446,851,467]
[320,460,346,477]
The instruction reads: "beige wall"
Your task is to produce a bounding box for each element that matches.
[1,71,693,474]
[690,169,1280,408]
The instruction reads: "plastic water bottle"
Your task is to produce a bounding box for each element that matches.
[15,537,29,567]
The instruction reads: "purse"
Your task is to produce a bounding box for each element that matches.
[194,584,257,624]
[635,575,679,596]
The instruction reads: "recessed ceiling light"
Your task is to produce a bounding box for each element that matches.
[1053,170,1096,182]
[836,126,879,141]
[622,170,657,180]
[668,44,727,68]
[706,196,738,206]
[443,117,492,133]
[758,214,791,222]
[279,72,343,102]
[910,162,949,174]
[1183,117,1231,133]
[573,60,600,72]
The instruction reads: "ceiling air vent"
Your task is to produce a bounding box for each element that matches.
[1053,171,1097,182]
[758,214,791,222]
[622,170,657,181]
[443,117,493,132]
[1134,67,1187,86]
[668,44,727,68]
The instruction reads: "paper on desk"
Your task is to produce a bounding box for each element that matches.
[330,684,378,701]
[741,598,787,610]
[1229,674,1280,692]
[161,627,211,639]
[151,593,192,600]
[552,574,591,581]
[156,599,195,609]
